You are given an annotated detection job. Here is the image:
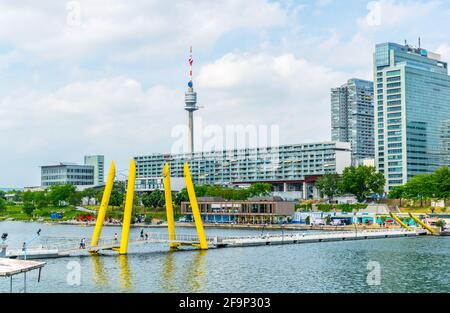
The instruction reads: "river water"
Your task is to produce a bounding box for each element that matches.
[0,221,449,293]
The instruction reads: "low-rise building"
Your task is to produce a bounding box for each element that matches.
[180,196,295,224]
[41,163,95,187]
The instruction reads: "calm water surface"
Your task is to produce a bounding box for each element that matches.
[0,221,449,293]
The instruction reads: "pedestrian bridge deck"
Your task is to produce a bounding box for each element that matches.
[5,229,424,259]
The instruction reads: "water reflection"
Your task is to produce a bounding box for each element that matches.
[184,250,207,292]
[118,255,132,291]
[161,251,176,292]
[91,255,108,287]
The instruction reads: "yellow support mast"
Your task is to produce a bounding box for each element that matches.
[119,160,137,255]
[389,212,412,231]
[408,212,436,235]
[163,163,178,250]
[184,162,208,250]
[90,161,116,250]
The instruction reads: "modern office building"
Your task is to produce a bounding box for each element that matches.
[84,155,105,186]
[41,163,95,187]
[331,78,374,165]
[373,42,450,191]
[134,141,351,199]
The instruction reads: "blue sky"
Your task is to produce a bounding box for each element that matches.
[1,0,449,187]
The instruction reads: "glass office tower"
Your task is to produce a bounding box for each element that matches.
[373,42,450,191]
[331,79,374,165]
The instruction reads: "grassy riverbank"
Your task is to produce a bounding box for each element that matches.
[0,204,80,221]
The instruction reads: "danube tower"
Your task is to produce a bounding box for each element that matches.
[184,46,199,154]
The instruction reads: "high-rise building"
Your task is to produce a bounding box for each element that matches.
[373,42,450,191]
[331,78,374,165]
[84,155,104,185]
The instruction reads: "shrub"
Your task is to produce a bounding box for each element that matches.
[317,204,333,212]
[435,220,446,229]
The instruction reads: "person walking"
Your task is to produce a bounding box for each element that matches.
[140,229,144,240]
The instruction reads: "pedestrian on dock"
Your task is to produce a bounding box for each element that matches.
[80,238,86,249]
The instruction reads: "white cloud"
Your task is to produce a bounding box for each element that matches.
[436,44,450,63]
[0,76,182,185]
[0,0,286,62]
[197,52,348,145]
[358,0,440,29]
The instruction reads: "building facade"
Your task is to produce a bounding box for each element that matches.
[84,155,105,186]
[134,141,351,199]
[180,196,295,224]
[373,42,450,191]
[331,78,374,165]
[41,163,95,187]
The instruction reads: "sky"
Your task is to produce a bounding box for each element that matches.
[1,0,450,187]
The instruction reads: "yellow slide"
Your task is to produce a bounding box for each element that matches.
[408,213,436,235]
[389,212,412,231]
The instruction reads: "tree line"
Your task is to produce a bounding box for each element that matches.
[1,182,273,216]
[315,165,386,203]
[388,166,450,206]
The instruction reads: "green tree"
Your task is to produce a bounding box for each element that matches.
[22,191,35,204]
[145,189,165,209]
[141,192,152,208]
[432,166,450,201]
[174,188,189,205]
[388,185,406,207]
[68,192,82,206]
[109,181,126,207]
[315,173,341,202]
[48,184,77,207]
[248,183,272,197]
[0,197,6,212]
[340,166,385,203]
[23,201,36,216]
[33,191,49,209]
[403,174,434,207]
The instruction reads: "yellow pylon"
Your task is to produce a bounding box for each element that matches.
[119,160,136,255]
[90,161,116,249]
[163,163,178,250]
[183,162,208,250]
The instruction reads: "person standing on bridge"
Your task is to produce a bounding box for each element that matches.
[80,238,86,249]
